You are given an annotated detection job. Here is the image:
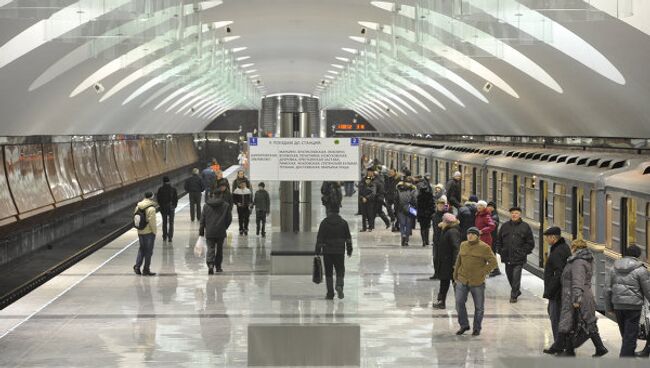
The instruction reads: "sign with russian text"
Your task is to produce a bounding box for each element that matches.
[248,138,360,181]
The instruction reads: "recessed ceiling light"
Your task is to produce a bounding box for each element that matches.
[341,48,358,54]
[244,69,257,73]
[335,57,349,62]
[223,36,240,42]
[327,70,339,75]
[349,36,366,43]
[241,63,254,68]
[324,75,335,79]
[236,56,251,61]
[331,64,344,69]
[231,47,247,53]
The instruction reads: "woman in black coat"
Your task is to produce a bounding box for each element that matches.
[432,213,461,309]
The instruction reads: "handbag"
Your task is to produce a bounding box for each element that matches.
[570,308,591,348]
[639,302,650,340]
[194,236,207,257]
[312,256,323,284]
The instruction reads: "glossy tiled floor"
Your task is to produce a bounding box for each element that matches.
[0,180,623,367]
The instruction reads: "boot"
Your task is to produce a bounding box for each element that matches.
[401,236,406,247]
[404,236,409,247]
[325,276,335,300]
[432,300,446,309]
[591,333,608,357]
[636,344,650,357]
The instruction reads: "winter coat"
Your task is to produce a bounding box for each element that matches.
[315,213,353,256]
[233,188,252,207]
[359,180,376,204]
[253,189,271,213]
[437,222,461,280]
[156,183,178,211]
[543,237,572,300]
[605,257,650,311]
[431,209,448,246]
[396,182,416,216]
[457,203,476,240]
[495,219,534,265]
[416,180,434,222]
[385,174,399,202]
[201,167,216,191]
[231,176,251,192]
[453,238,498,286]
[558,248,598,334]
[321,182,343,209]
[184,174,204,194]
[475,208,496,246]
[445,178,461,208]
[199,194,232,239]
[134,198,158,235]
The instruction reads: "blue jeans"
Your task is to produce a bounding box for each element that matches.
[455,282,486,332]
[135,233,155,272]
[397,213,412,238]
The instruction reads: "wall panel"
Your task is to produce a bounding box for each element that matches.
[113,140,137,184]
[96,140,122,190]
[43,143,82,205]
[72,141,104,197]
[128,139,149,180]
[4,144,54,217]
[0,149,18,225]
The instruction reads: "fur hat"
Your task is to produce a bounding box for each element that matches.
[442,213,457,223]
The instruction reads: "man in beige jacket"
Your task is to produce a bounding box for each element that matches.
[133,192,158,276]
[453,227,497,336]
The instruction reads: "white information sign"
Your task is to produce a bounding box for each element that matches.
[248,137,360,181]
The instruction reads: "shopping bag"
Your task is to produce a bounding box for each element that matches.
[570,308,591,348]
[312,256,323,284]
[639,302,650,340]
[194,236,207,257]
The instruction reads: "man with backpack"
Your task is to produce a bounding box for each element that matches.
[133,192,158,276]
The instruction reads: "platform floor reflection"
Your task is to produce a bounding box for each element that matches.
[0,182,621,367]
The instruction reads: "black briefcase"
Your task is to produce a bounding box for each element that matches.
[312,256,323,284]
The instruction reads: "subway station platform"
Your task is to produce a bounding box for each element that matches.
[0,179,623,367]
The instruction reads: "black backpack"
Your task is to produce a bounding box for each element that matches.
[134,205,154,230]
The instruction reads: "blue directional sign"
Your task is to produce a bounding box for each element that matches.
[350,137,360,146]
[249,137,258,146]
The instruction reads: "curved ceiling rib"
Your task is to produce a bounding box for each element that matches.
[0,0,133,70]
[29,1,223,91]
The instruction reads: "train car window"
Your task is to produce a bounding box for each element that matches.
[577,158,588,166]
[588,159,599,167]
[525,177,536,219]
[599,160,611,168]
[500,172,512,208]
[590,190,597,242]
[553,183,566,229]
[611,160,625,170]
[605,195,613,249]
[557,156,567,163]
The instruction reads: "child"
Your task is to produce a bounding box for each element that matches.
[253,182,271,237]
[233,181,252,235]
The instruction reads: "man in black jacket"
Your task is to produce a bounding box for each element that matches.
[385,168,399,231]
[184,168,205,222]
[359,177,376,232]
[156,176,178,242]
[369,168,391,229]
[495,207,534,303]
[315,206,353,300]
[445,171,462,209]
[321,181,343,214]
[199,185,233,274]
[541,226,572,353]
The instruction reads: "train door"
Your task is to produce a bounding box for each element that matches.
[539,180,549,267]
[513,175,519,207]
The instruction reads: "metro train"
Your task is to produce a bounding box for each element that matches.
[361,138,650,310]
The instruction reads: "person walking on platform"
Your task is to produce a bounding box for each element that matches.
[200,185,233,274]
[445,171,462,209]
[253,182,270,237]
[416,175,434,246]
[605,244,650,357]
[494,207,534,303]
[369,168,391,229]
[487,201,502,277]
[210,158,221,172]
[474,200,496,248]
[546,239,608,357]
[359,177,376,232]
[315,206,353,300]
[133,192,158,276]
[432,213,461,309]
[202,163,217,194]
[430,197,449,279]
[156,176,178,242]
[321,181,343,213]
[396,179,417,247]
[184,168,204,222]
[233,181,252,236]
[214,170,230,193]
[385,168,399,231]
[231,170,251,192]
[457,197,477,241]
[453,227,497,336]
[541,226,572,350]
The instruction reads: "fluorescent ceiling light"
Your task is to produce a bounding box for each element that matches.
[241,63,254,68]
[248,75,259,78]
[342,48,358,54]
[231,47,248,53]
[331,64,344,69]
[222,35,241,42]
[236,56,251,61]
[335,57,349,62]
[244,69,257,74]
[327,70,339,75]
[324,75,335,79]
[349,36,367,43]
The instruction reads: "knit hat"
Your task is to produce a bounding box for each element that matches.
[477,200,488,207]
[468,195,479,202]
[467,227,480,236]
[543,226,561,236]
[442,213,457,223]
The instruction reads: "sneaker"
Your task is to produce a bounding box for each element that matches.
[543,347,561,355]
[455,327,470,335]
[325,294,335,300]
[509,297,518,303]
[472,330,480,336]
[432,301,446,309]
[133,265,141,275]
[335,286,344,299]
[429,274,439,280]
[142,271,156,276]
